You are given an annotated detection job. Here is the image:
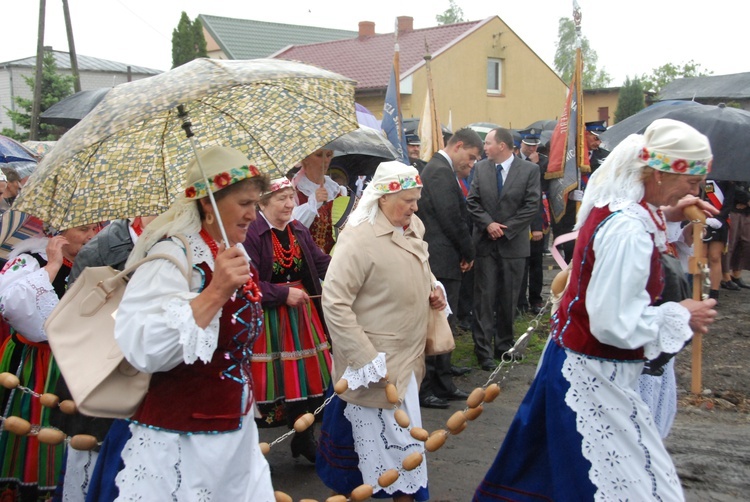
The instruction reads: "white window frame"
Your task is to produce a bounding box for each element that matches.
[487,58,503,94]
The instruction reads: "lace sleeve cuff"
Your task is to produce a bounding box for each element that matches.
[163,294,221,365]
[643,301,692,360]
[341,352,387,390]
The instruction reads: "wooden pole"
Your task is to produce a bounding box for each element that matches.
[62,0,81,92]
[684,204,706,394]
[30,0,47,141]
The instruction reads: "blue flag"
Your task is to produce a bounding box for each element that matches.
[381,64,409,165]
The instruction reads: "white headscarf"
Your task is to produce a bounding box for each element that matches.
[347,161,422,227]
[575,118,712,229]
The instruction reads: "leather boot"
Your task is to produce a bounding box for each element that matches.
[290,424,317,463]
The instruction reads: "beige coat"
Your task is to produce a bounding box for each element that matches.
[322,209,433,409]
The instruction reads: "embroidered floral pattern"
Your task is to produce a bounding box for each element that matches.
[184,165,261,199]
[641,147,711,176]
[372,175,422,193]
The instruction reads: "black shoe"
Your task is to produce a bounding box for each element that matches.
[732,277,750,289]
[290,427,317,463]
[451,365,472,377]
[438,388,470,401]
[420,395,450,409]
[531,304,543,315]
[721,280,741,291]
[480,360,498,371]
[457,319,472,331]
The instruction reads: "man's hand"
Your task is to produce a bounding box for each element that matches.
[531,230,543,241]
[486,222,507,240]
[526,151,539,164]
[460,259,474,272]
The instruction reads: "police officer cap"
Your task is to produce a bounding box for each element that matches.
[518,128,541,146]
[585,121,608,136]
[406,134,421,145]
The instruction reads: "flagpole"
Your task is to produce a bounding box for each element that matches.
[393,19,405,147]
[419,39,444,161]
[573,0,585,214]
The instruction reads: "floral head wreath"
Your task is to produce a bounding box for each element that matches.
[183,146,261,199]
[372,174,423,194]
[264,176,293,195]
[639,147,712,176]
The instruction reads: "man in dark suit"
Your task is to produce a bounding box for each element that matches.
[468,128,541,370]
[418,127,483,407]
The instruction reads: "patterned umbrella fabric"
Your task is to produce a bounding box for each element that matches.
[22,140,57,159]
[15,58,359,229]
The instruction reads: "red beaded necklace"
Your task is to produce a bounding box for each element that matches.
[639,201,666,231]
[271,225,300,269]
[199,228,261,303]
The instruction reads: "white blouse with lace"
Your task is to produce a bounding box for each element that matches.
[113,234,274,502]
[291,174,347,228]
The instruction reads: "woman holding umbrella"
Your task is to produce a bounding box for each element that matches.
[244,177,332,463]
[110,146,274,500]
[0,222,98,500]
[292,148,347,253]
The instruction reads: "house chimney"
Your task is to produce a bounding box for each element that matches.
[359,21,375,39]
[397,16,413,35]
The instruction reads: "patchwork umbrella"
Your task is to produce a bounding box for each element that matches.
[15,58,359,235]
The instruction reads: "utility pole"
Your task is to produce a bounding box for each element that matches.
[30,0,47,141]
[62,0,80,92]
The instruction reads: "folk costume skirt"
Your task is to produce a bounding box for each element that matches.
[0,335,64,500]
[251,281,332,427]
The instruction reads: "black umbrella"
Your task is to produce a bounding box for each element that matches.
[526,119,557,131]
[40,87,111,128]
[600,101,750,181]
[325,126,398,159]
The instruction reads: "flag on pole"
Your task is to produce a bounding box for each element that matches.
[545,2,589,223]
[381,22,409,165]
[418,49,444,162]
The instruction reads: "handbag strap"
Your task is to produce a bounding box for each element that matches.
[98,234,193,296]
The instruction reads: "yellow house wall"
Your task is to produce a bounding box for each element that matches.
[583,90,619,124]
[399,17,568,131]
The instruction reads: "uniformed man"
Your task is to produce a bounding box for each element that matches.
[406,134,427,173]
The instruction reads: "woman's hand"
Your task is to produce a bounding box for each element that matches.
[43,235,68,281]
[315,185,328,204]
[680,298,718,334]
[662,195,719,222]
[208,245,250,300]
[429,287,447,311]
[286,287,310,307]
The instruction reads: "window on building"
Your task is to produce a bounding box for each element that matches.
[487,58,503,94]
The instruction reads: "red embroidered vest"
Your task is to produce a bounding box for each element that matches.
[297,189,336,254]
[551,206,663,361]
[131,262,259,433]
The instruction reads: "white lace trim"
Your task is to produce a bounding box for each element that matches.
[62,448,97,501]
[643,302,692,360]
[562,352,684,500]
[186,233,215,269]
[344,373,427,497]
[618,200,668,252]
[341,352,388,390]
[164,296,220,365]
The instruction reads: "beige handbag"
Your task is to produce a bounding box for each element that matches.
[45,234,192,419]
[424,284,455,356]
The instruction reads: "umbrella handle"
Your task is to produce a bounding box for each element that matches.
[178,105,231,248]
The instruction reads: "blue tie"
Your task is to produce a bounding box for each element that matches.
[496,164,504,196]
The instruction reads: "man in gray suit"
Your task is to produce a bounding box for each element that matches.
[418,127,483,407]
[468,128,541,370]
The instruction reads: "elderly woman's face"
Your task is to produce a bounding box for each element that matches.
[659,172,705,207]
[260,187,296,228]
[209,182,262,246]
[61,224,99,258]
[380,188,421,228]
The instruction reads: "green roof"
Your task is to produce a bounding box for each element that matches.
[198,14,357,60]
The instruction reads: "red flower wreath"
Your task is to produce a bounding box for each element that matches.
[640,148,650,162]
[388,181,401,192]
[213,172,232,188]
[671,159,688,173]
[185,186,197,198]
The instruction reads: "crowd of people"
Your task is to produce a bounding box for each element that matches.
[0,114,745,501]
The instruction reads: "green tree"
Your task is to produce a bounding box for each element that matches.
[614,77,645,123]
[553,17,612,89]
[436,0,466,25]
[640,60,713,95]
[171,12,208,69]
[1,51,74,141]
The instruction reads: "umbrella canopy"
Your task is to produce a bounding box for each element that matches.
[355,103,380,129]
[526,119,558,131]
[22,140,57,158]
[39,88,112,128]
[325,126,398,159]
[467,122,500,140]
[15,58,359,229]
[599,101,750,181]
[0,134,38,163]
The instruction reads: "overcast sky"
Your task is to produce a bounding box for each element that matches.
[3,0,746,86]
